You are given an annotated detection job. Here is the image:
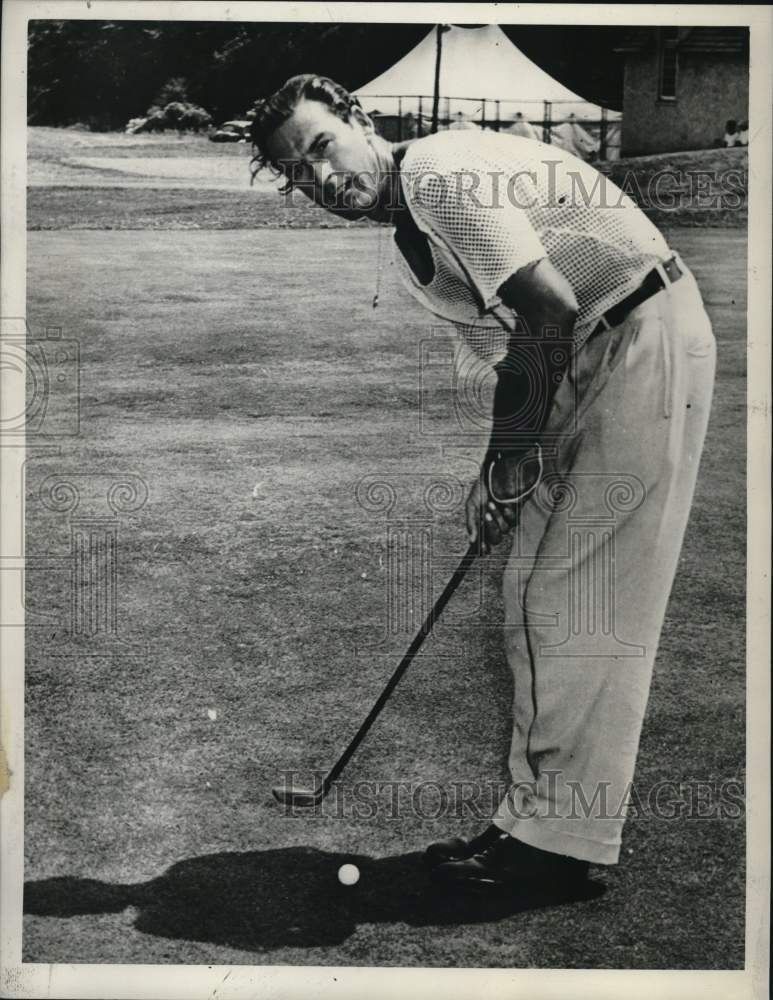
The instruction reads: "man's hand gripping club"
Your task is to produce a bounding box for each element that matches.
[466,444,544,554]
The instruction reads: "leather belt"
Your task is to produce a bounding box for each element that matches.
[592,255,683,336]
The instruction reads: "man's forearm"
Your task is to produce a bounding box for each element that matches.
[489,258,578,455]
[488,303,576,455]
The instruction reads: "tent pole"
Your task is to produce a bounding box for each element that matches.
[496,100,501,132]
[431,24,443,133]
[418,95,424,137]
[481,98,486,129]
[543,101,552,144]
[398,96,403,141]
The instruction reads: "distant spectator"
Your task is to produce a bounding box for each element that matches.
[402,112,429,136]
[723,119,739,147]
[402,111,419,138]
[448,111,480,131]
[738,120,749,146]
[505,112,540,140]
[551,115,600,162]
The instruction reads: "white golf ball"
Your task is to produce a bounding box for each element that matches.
[337,863,360,886]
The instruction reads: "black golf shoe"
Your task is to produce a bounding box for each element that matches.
[423,824,510,868]
[431,833,590,894]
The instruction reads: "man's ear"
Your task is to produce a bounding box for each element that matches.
[349,104,374,135]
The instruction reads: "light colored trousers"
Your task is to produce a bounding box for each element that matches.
[492,262,716,864]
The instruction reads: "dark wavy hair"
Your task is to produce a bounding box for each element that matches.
[249,74,364,189]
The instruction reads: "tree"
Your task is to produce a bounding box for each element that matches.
[27,21,627,129]
[153,77,190,106]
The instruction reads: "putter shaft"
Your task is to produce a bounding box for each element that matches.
[273,541,479,806]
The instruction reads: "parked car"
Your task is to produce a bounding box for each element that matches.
[209,120,252,143]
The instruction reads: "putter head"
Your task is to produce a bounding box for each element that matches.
[272,783,323,808]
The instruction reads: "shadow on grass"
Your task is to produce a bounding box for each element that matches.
[25,848,605,951]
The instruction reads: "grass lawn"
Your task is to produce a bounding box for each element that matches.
[22,224,745,968]
[27,127,746,230]
[27,125,363,228]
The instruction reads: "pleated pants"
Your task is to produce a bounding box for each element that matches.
[492,262,716,864]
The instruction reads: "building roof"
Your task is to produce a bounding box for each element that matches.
[614,26,748,55]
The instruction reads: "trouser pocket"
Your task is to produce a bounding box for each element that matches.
[685,309,716,358]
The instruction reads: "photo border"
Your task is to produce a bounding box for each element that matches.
[2,3,770,998]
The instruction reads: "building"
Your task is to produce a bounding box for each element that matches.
[615,27,749,156]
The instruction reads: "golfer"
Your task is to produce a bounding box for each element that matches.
[251,76,716,894]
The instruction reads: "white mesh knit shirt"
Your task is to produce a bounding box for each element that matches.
[392,130,671,364]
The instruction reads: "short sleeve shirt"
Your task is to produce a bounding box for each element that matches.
[393,130,670,363]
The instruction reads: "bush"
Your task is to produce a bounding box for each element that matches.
[127,101,212,134]
[180,105,212,132]
[162,101,187,126]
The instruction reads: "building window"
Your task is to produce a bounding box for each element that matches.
[658,27,679,101]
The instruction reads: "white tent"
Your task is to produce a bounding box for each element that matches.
[355,24,620,124]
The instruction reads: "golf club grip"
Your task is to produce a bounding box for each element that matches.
[323,541,479,790]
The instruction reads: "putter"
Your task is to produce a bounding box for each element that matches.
[272,540,479,807]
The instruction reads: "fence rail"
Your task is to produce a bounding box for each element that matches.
[359,95,622,161]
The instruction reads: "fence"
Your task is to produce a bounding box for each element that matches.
[363,96,622,161]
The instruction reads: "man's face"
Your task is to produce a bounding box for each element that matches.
[265,98,382,218]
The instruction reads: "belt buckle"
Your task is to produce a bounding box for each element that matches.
[657,254,683,287]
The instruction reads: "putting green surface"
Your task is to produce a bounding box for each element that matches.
[22,225,745,968]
